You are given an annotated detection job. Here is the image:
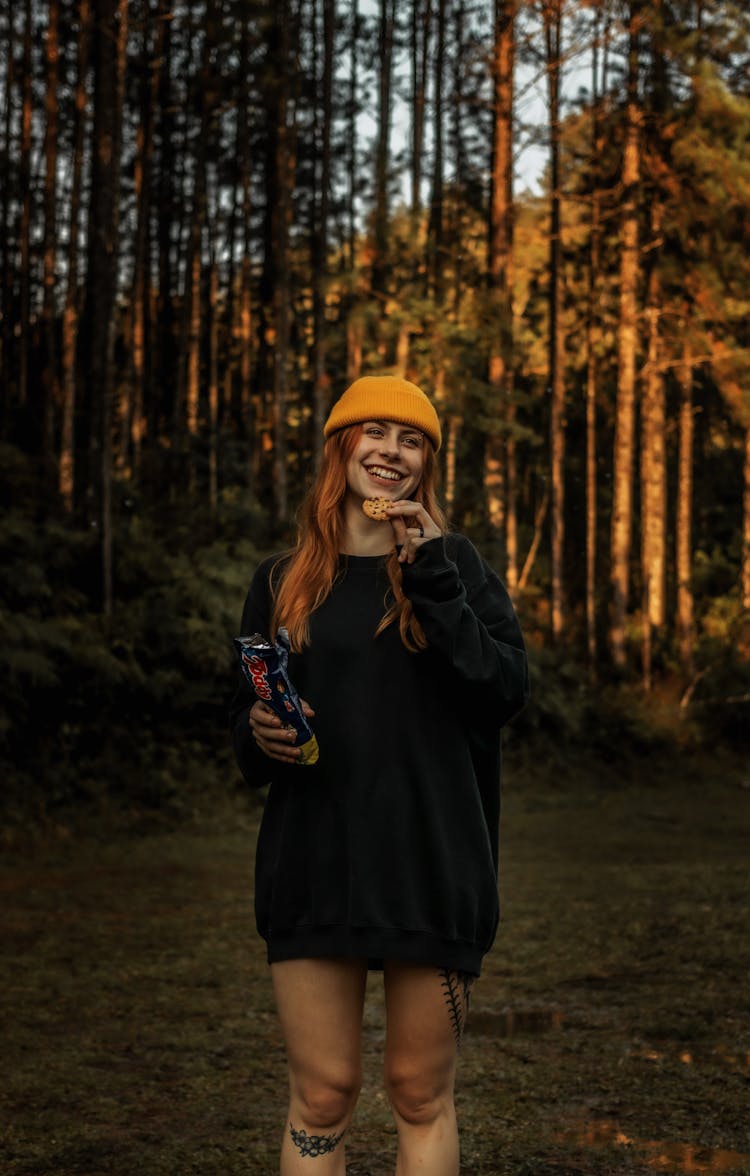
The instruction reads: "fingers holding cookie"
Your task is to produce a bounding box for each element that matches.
[385,500,440,563]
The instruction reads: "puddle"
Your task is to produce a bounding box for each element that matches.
[468,1006,565,1037]
[558,1119,750,1173]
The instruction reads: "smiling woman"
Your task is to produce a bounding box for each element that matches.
[230,374,529,1175]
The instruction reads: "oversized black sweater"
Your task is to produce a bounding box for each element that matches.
[230,533,529,976]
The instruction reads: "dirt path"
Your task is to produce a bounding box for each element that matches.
[2,766,749,1175]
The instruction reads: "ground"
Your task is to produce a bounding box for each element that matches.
[1,756,749,1175]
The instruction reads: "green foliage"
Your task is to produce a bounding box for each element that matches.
[0,460,270,819]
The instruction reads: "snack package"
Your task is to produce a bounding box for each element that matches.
[234,627,319,765]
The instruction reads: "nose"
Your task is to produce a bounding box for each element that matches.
[377,428,400,460]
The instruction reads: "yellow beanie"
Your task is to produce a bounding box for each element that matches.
[324,376,442,451]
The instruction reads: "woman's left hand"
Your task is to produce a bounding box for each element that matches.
[385,501,441,564]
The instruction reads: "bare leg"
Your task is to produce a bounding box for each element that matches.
[271,957,368,1175]
[383,961,473,1176]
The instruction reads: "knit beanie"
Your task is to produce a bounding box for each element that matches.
[323,376,442,451]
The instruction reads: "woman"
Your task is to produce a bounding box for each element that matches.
[231,375,528,1175]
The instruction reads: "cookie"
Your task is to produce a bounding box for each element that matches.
[362,496,391,521]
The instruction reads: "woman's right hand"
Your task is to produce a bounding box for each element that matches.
[248,699,315,764]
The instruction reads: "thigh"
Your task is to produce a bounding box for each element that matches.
[271,957,368,1088]
[383,961,474,1086]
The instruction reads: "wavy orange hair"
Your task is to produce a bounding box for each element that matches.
[270,425,447,652]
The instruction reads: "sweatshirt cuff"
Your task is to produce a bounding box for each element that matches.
[400,536,464,603]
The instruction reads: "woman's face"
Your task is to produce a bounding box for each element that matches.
[345,420,427,503]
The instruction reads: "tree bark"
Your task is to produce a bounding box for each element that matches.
[371,0,395,301]
[85,0,126,614]
[18,0,32,408]
[640,269,666,688]
[585,2,609,675]
[743,423,750,610]
[311,0,334,468]
[545,0,565,641]
[427,0,445,303]
[677,347,695,675]
[41,0,60,470]
[411,0,430,221]
[487,0,516,590]
[1,1,16,426]
[610,0,642,668]
[59,0,91,510]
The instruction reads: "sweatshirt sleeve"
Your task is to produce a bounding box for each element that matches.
[400,533,529,728]
[229,556,278,789]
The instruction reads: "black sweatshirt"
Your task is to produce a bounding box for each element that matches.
[230,533,529,976]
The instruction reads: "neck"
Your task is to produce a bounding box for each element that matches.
[340,495,394,556]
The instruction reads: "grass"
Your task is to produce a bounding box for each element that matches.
[1,750,749,1175]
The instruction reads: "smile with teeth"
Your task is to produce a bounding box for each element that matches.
[366,465,404,482]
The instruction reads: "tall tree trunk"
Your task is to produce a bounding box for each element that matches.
[41,0,60,471]
[127,0,165,480]
[258,0,296,523]
[585,2,609,675]
[346,0,359,273]
[311,0,334,467]
[640,249,666,690]
[1,1,16,426]
[610,0,642,668]
[545,0,565,641]
[427,0,445,303]
[154,4,175,443]
[86,0,127,614]
[59,0,91,510]
[411,0,430,222]
[236,4,254,483]
[743,423,750,610]
[18,0,32,408]
[208,256,219,513]
[486,0,516,590]
[677,347,694,675]
[371,0,395,301]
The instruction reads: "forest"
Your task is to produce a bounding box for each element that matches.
[1,0,749,819]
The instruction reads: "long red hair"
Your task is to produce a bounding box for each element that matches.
[270,425,447,652]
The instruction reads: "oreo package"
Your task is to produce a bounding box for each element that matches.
[234,627,319,765]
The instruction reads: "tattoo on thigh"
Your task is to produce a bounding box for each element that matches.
[289,1122,345,1158]
[439,969,474,1048]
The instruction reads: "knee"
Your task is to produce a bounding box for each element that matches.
[384,1063,453,1127]
[293,1069,361,1129]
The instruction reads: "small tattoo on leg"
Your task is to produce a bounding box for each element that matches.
[439,969,474,1048]
[289,1121,345,1158]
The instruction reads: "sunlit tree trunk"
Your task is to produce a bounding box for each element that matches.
[486,0,516,590]
[610,0,642,668]
[208,256,219,513]
[640,254,666,691]
[585,2,609,675]
[544,0,565,640]
[59,0,90,510]
[677,347,694,675]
